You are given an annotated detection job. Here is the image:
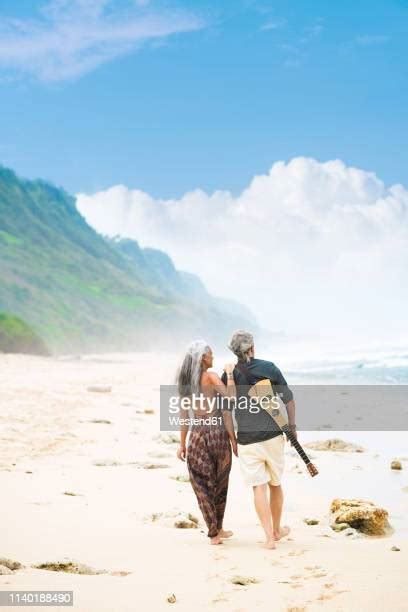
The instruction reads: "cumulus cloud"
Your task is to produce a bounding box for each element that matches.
[0,0,202,82]
[76,158,408,340]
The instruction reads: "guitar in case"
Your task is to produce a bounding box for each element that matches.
[248,378,318,478]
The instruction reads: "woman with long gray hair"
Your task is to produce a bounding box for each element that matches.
[176,340,237,545]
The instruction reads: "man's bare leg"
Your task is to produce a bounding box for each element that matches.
[253,483,276,549]
[269,483,290,540]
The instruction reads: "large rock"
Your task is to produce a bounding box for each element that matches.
[330,498,390,535]
[0,557,23,571]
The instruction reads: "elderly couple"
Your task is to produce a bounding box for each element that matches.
[176,329,297,548]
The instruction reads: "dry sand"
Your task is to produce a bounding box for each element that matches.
[0,353,407,611]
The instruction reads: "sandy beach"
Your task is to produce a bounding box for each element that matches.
[1,352,407,612]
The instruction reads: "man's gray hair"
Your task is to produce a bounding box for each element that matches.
[228,330,254,362]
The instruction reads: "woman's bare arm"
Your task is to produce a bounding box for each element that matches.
[206,370,236,398]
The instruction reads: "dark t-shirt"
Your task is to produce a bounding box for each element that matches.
[221,357,294,445]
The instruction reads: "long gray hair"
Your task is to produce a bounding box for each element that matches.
[177,339,210,398]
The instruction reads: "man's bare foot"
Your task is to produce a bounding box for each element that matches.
[265,537,277,549]
[273,526,290,541]
[210,535,223,545]
[218,529,233,539]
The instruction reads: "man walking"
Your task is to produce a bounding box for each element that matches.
[221,330,297,549]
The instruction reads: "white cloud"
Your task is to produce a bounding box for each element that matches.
[0,0,202,82]
[260,18,286,32]
[76,158,408,341]
[300,18,324,42]
[356,34,389,46]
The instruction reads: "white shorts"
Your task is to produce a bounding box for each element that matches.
[238,435,285,487]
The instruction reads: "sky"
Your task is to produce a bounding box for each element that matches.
[1,0,407,341]
[1,0,408,197]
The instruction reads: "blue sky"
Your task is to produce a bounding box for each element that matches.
[0,0,407,197]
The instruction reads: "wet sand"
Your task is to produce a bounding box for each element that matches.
[0,353,407,611]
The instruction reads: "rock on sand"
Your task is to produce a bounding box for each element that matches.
[330,498,390,535]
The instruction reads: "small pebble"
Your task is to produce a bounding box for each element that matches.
[330,522,349,532]
[170,474,190,483]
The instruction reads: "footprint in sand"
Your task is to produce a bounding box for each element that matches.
[304,566,348,603]
[316,592,334,601]
[288,549,306,557]
[278,579,303,589]
[315,586,349,602]
[212,593,228,604]
[303,565,328,579]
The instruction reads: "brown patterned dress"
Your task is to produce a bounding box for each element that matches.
[187,420,232,538]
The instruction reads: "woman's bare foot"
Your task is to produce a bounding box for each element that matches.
[265,537,277,549]
[210,535,223,545]
[273,525,290,541]
[218,529,233,539]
